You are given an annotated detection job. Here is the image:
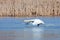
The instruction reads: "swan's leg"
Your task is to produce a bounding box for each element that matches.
[37,23,42,26]
[37,24,40,27]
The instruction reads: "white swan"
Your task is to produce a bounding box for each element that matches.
[24,19,44,26]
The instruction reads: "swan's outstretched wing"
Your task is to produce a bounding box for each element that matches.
[24,20,34,24]
[24,20,34,22]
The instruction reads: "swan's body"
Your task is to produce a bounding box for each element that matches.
[24,19,44,26]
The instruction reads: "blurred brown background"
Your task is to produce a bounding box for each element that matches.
[0,0,60,17]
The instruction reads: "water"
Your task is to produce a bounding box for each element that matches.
[0,17,60,40]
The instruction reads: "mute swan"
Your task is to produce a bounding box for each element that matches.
[24,19,44,26]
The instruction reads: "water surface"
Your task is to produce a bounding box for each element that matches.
[0,17,60,40]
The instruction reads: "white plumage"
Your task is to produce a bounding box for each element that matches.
[24,19,44,26]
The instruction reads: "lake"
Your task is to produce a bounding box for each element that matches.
[0,17,60,40]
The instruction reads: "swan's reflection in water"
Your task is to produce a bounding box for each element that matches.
[32,27,44,40]
[24,26,44,40]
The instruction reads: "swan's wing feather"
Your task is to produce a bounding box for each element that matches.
[24,20,34,23]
